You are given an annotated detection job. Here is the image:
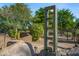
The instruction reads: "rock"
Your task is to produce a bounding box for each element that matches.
[68,47,79,56]
[0,40,32,56]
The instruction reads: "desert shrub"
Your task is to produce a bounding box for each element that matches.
[29,23,44,41]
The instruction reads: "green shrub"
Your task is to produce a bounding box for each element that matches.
[8,29,16,38]
[30,23,44,41]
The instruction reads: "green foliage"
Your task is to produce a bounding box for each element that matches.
[0,4,77,41]
[30,23,44,41]
[75,18,79,29]
[0,3,32,39]
[9,3,32,21]
[35,8,45,23]
[58,9,75,31]
[8,29,16,38]
[35,8,75,31]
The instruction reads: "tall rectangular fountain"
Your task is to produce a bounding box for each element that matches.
[44,5,58,56]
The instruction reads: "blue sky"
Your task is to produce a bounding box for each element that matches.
[0,3,79,18]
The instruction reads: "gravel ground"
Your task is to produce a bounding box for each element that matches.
[0,34,79,56]
[21,35,76,55]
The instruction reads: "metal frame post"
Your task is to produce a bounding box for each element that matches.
[44,5,58,55]
[54,6,58,55]
[44,9,48,56]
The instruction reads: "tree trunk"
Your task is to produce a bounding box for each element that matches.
[67,31,68,40]
[15,28,18,39]
[72,32,74,40]
[17,31,20,40]
[15,28,20,40]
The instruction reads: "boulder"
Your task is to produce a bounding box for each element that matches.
[68,47,79,56]
[0,40,32,56]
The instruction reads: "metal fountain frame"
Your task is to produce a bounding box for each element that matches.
[44,5,58,55]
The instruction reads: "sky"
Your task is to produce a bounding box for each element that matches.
[0,3,79,18]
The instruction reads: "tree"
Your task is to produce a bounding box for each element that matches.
[0,3,32,39]
[35,8,45,23]
[58,9,75,38]
[75,18,79,36]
